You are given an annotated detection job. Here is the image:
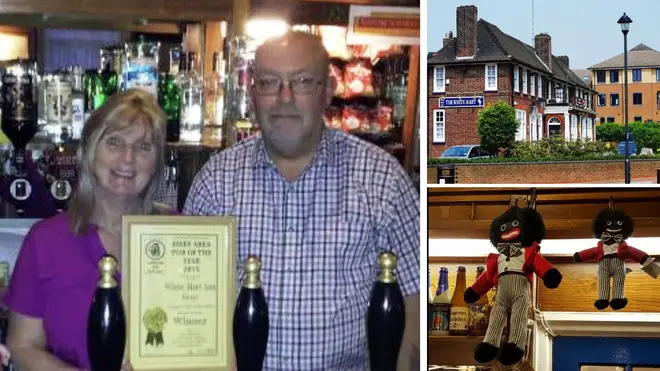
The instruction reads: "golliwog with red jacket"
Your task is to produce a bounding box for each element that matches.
[574,208,660,311]
[464,206,562,366]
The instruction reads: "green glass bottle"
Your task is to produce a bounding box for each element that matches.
[158,73,181,142]
[83,69,119,115]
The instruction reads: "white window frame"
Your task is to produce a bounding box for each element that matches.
[530,74,536,97]
[433,66,445,93]
[538,77,543,98]
[530,114,539,141]
[548,117,561,137]
[571,114,578,140]
[522,69,528,95]
[580,116,587,139]
[432,109,445,143]
[516,109,527,141]
[514,66,519,93]
[485,64,497,91]
[547,81,552,99]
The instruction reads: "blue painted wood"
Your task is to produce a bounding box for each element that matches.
[553,336,660,371]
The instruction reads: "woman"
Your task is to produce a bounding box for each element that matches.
[4,88,171,370]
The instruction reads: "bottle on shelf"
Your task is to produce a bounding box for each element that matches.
[68,65,85,141]
[158,72,181,143]
[202,51,225,147]
[178,51,204,143]
[449,265,469,336]
[430,267,450,336]
[468,265,490,337]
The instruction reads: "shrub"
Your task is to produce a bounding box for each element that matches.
[477,100,519,156]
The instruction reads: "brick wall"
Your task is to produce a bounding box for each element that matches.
[427,160,660,184]
[428,63,513,157]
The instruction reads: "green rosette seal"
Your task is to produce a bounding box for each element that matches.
[143,306,168,346]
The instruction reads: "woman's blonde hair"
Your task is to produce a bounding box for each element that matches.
[68,88,167,235]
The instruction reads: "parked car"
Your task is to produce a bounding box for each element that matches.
[440,145,491,160]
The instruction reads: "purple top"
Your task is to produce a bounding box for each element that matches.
[3,212,119,369]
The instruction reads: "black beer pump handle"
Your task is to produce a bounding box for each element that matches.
[367,252,405,371]
[87,255,126,371]
[233,255,269,371]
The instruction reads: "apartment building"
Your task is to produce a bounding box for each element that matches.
[588,43,660,124]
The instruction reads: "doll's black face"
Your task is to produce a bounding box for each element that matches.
[592,209,633,242]
[499,219,522,243]
[489,207,544,247]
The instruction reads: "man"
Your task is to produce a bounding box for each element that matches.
[184,31,419,371]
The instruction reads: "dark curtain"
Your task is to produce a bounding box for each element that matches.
[42,29,122,73]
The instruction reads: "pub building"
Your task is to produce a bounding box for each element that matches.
[428,187,660,370]
[0,0,420,368]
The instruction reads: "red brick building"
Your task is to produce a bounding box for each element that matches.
[428,5,598,157]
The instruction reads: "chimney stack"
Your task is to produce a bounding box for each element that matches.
[558,55,569,68]
[443,31,454,48]
[456,5,478,58]
[534,33,552,71]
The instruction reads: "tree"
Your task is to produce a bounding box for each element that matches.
[477,100,519,155]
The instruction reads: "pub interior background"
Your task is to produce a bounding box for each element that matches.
[0,0,420,361]
[428,187,660,371]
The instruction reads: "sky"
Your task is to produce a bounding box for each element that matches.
[427,0,660,69]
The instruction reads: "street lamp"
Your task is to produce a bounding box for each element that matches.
[618,12,632,184]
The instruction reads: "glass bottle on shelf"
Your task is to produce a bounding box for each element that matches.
[391,56,407,129]
[36,72,51,141]
[430,267,450,336]
[158,71,180,143]
[177,52,204,143]
[202,52,225,147]
[224,34,257,145]
[68,65,85,141]
[124,36,160,98]
[84,67,119,119]
[44,71,73,144]
[101,45,125,88]
[449,265,469,336]
[1,59,40,217]
[468,266,489,336]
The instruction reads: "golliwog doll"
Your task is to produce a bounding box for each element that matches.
[574,208,659,310]
[464,206,562,366]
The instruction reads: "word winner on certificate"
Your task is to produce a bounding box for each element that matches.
[139,234,219,358]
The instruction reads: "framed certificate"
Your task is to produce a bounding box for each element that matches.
[121,215,237,370]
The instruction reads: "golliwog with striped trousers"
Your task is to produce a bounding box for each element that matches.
[183,129,420,371]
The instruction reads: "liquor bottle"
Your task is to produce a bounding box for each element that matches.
[84,68,119,118]
[158,72,181,142]
[87,255,125,371]
[430,267,450,336]
[224,35,256,145]
[68,65,85,140]
[468,266,489,336]
[45,71,73,144]
[202,52,225,147]
[123,36,160,98]
[366,252,405,371]
[233,256,268,371]
[178,52,204,143]
[449,265,469,336]
[391,56,407,129]
[1,59,39,216]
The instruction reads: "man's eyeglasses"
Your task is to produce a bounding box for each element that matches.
[253,76,324,96]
